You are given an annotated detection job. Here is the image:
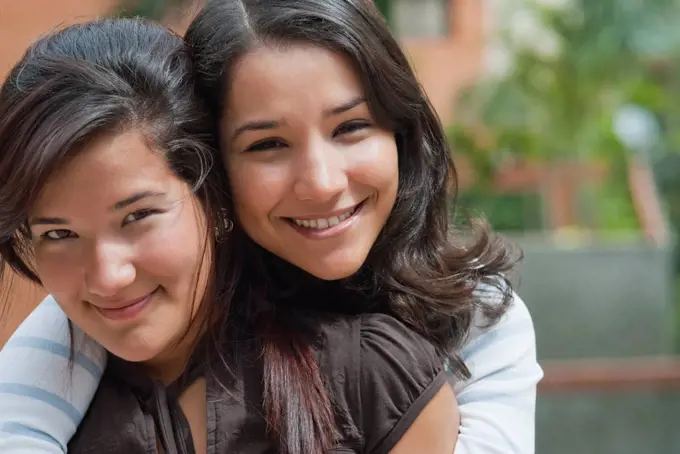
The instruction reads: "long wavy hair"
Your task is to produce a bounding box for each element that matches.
[0,18,235,365]
[185,1,521,453]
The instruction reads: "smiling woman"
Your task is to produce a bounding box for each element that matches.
[0,18,233,452]
[0,15,461,454]
[28,130,211,373]
[224,44,399,281]
[0,19,232,384]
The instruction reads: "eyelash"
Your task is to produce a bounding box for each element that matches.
[247,138,286,152]
[334,120,370,136]
[42,229,75,241]
[122,208,159,226]
[40,209,160,242]
[245,120,371,152]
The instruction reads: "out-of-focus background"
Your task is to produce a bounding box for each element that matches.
[1,1,680,452]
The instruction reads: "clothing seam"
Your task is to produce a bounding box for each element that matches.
[370,368,448,454]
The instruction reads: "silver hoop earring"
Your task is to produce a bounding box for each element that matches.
[214,210,233,242]
[223,217,234,233]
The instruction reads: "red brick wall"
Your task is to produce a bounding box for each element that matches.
[401,0,485,124]
[0,0,119,79]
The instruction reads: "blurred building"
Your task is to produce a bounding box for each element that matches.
[385,0,487,124]
[0,0,118,79]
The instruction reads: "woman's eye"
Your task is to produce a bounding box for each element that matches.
[42,229,75,241]
[246,139,287,152]
[123,209,158,226]
[334,120,370,136]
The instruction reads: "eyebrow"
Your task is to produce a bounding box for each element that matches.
[230,97,367,141]
[28,191,165,227]
[110,191,164,212]
[231,120,282,141]
[323,97,366,117]
[28,216,69,227]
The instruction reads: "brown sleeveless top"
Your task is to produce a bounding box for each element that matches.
[67,313,447,454]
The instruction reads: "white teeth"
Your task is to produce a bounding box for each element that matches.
[292,207,356,229]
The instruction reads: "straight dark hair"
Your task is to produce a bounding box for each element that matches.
[186,1,520,453]
[0,18,234,367]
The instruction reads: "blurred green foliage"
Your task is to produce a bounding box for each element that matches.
[112,0,185,20]
[446,0,680,232]
[374,0,392,23]
[456,191,545,232]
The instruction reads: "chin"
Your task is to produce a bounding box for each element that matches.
[102,338,164,363]
[302,262,362,281]
[110,347,157,363]
[296,249,371,281]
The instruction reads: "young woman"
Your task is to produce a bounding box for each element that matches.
[0,17,460,454]
[0,0,542,453]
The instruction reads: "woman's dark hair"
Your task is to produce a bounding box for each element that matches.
[186,1,520,453]
[0,19,233,354]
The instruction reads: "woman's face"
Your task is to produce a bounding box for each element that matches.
[223,44,399,280]
[29,131,211,371]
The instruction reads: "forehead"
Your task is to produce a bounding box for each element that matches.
[225,44,365,119]
[31,131,177,214]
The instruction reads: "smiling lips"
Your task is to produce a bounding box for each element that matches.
[95,287,159,321]
[290,206,357,229]
[287,200,365,230]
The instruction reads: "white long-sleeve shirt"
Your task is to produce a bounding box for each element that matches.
[453,291,543,453]
[0,292,542,453]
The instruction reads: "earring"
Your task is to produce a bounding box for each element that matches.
[214,209,233,242]
[223,217,234,233]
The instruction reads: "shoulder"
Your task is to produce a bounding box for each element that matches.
[318,313,444,389]
[68,368,151,453]
[0,295,106,453]
[319,311,442,354]
[453,288,543,453]
[318,313,448,454]
[461,285,537,371]
[357,313,443,392]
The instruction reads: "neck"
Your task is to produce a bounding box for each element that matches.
[143,312,208,384]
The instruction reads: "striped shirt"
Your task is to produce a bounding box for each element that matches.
[0,291,542,453]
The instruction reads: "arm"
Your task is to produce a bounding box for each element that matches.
[453,291,543,454]
[0,296,107,453]
[355,313,456,454]
[389,382,459,454]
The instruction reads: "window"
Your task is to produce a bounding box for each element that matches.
[389,0,450,38]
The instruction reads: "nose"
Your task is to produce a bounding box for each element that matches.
[84,239,136,298]
[293,137,348,201]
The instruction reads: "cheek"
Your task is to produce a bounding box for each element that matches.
[351,135,399,196]
[228,159,284,220]
[34,248,81,299]
[169,205,212,306]
[141,211,206,280]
